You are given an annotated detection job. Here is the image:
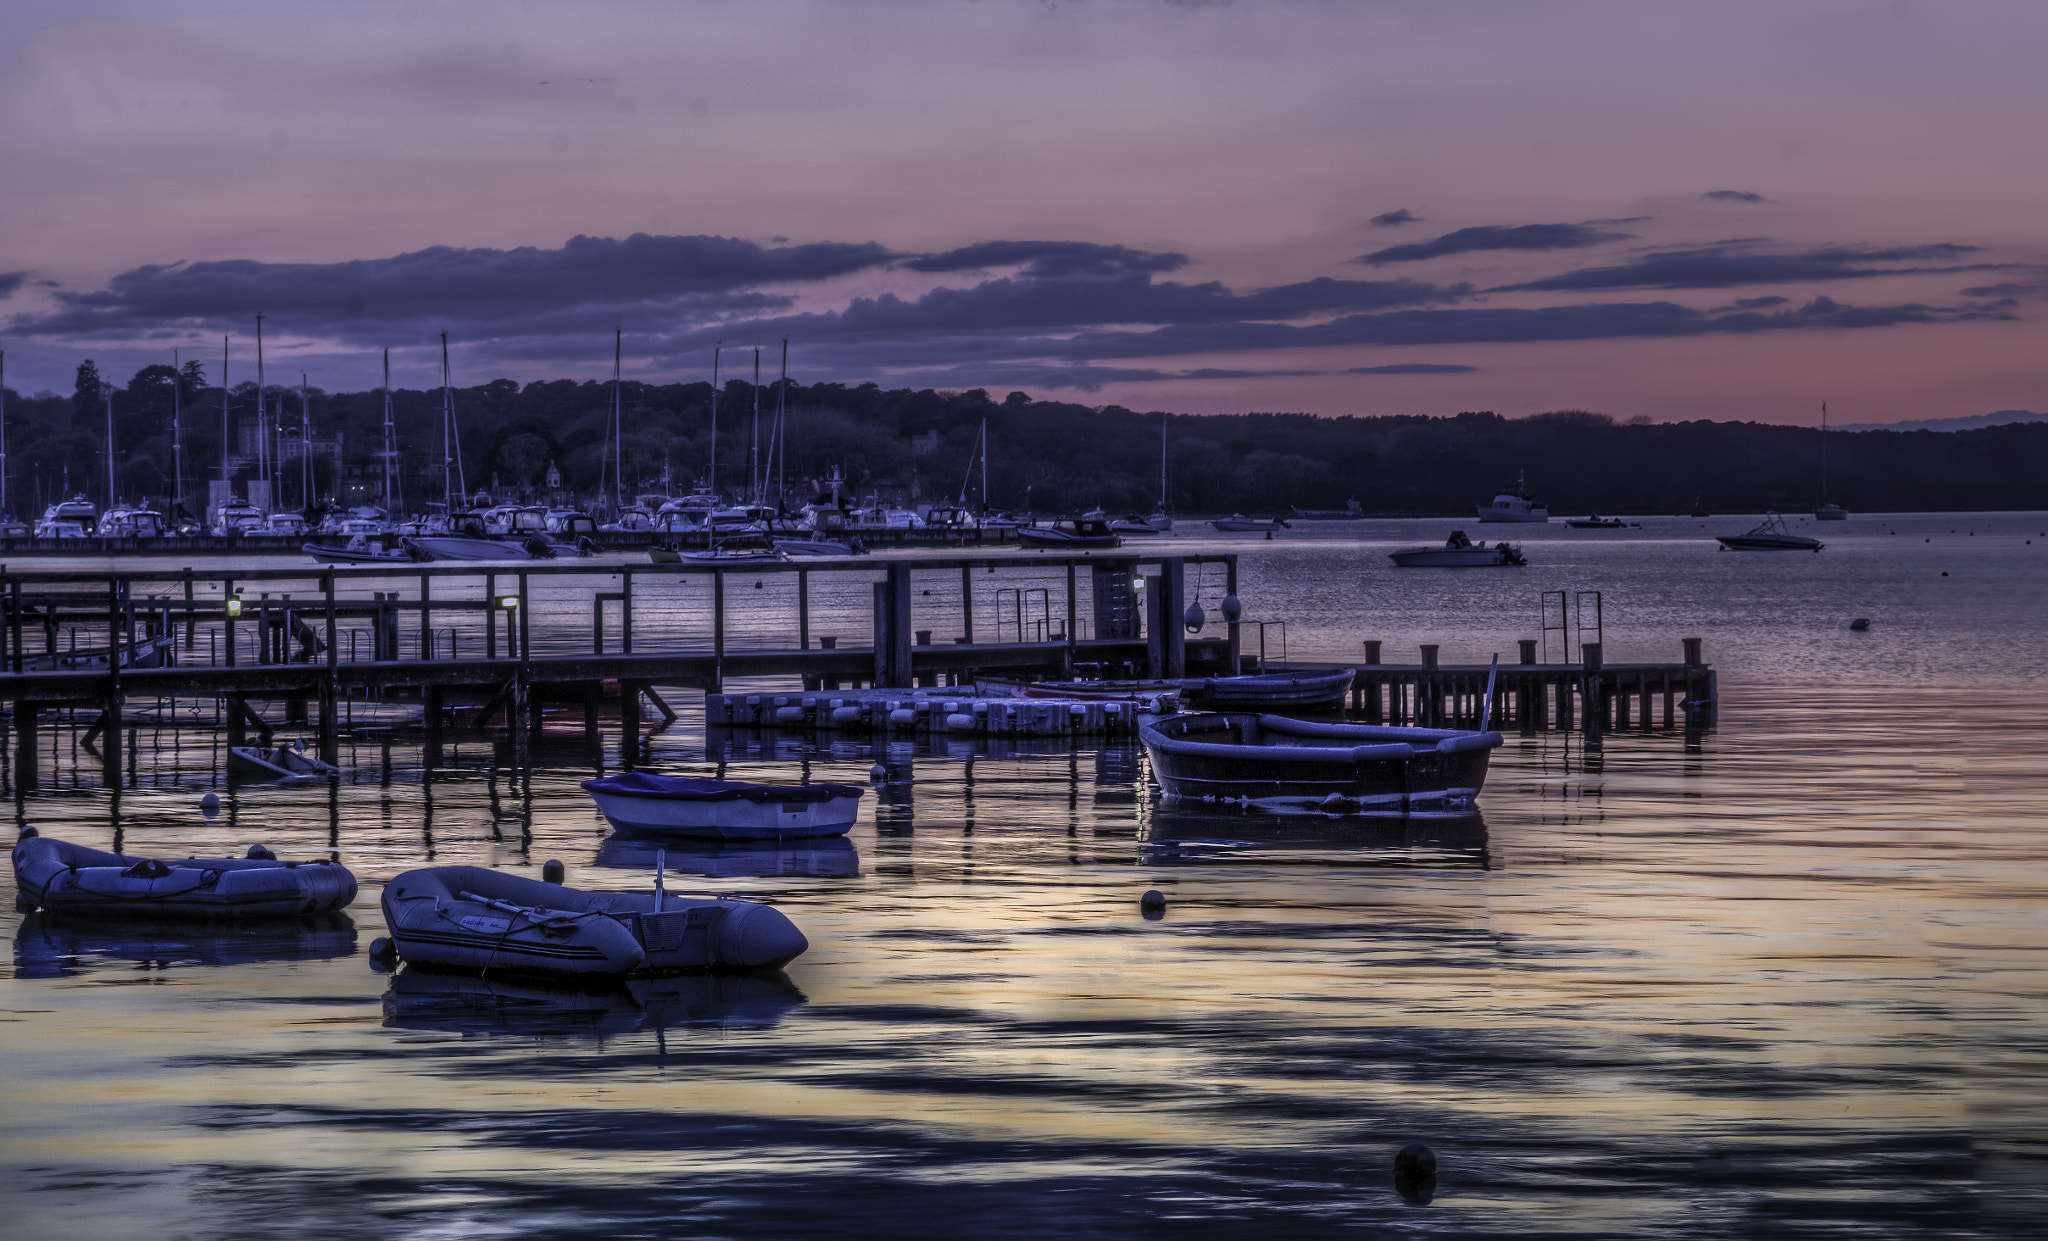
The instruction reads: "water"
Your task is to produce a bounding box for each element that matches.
[4,515,2045,1238]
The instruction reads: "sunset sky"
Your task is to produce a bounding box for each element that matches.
[3,0,2045,424]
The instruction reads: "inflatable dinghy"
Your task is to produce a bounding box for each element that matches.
[12,829,358,920]
[581,772,865,840]
[380,865,808,978]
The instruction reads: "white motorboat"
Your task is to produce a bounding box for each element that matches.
[305,536,412,565]
[405,535,547,561]
[481,504,551,537]
[669,547,786,566]
[101,506,167,538]
[34,518,89,539]
[1389,530,1527,567]
[1476,471,1549,523]
[1564,514,1634,529]
[1814,502,1848,521]
[1717,512,1823,551]
[213,500,265,536]
[1210,514,1289,532]
[773,537,866,557]
[263,511,309,537]
[1017,518,1122,549]
[42,495,99,536]
[582,772,867,841]
[1107,514,1164,535]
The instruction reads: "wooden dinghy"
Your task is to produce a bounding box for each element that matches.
[1139,712,1502,816]
[581,773,866,841]
[380,865,808,978]
[228,744,342,781]
[12,829,358,920]
[1182,668,1355,713]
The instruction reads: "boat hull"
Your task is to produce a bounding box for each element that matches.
[381,865,807,977]
[13,832,357,921]
[1016,530,1122,549]
[1389,547,1522,567]
[229,746,342,781]
[405,536,540,561]
[583,773,865,840]
[1140,713,1501,815]
[1716,536,1823,550]
[1209,520,1284,532]
[1183,669,1354,713]
[304,543,411,564]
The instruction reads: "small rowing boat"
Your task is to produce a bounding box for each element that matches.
[1183,668,1354,713]
[12,829,358,920]
[380,865,808,978]
[229,744,342,781]
[582,772,866,840]
[1140,712,1503,815]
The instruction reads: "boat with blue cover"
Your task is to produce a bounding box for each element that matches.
[1183,668,1355,713]
[380,865,808,978]
[582,772,866,840]
[12,829,358,920]
[1140,712,1503,815]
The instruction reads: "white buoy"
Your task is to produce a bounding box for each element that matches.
[869,763,887,780]
[1184,600,1206,633]
[1219,594,1243,622]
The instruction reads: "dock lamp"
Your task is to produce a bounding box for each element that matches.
[226,594,243,618]
[498,595,519,611]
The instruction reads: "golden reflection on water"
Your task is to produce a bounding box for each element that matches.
[1,681,2043,1236]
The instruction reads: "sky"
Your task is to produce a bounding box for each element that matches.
[2,0,2046,424]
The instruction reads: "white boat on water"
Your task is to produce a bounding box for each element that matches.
[101,506,167,538]
[773,537,867,557]
[1210,514,1289,532]
[1716,512,1823,551]
[1389,530,1528,567]
[582,772,867,841]
[1476,471,1549,523]
[42,495,98,536]
[263,511,309,537]
[405,534,546,561]
[34,518,89,539]
[1107,514,1164,535]
[213,500,265,536]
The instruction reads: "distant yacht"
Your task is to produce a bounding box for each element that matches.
[1814,402,1849,520]
[1476,471,1549,523]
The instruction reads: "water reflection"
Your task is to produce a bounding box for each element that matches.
[1140,806,1491,869]
[594,832,861,879]
[382,967,807,1039]
[13,910,357,978]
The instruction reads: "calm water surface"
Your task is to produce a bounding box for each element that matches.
[3,514,2044,1238]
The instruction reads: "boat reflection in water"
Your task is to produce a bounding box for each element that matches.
[594,831,860,879]
[1140,805,1489,870]
[12,911,357,979]
[382,968,808,1039]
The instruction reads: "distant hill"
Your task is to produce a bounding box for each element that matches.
[1837,409,2047,433]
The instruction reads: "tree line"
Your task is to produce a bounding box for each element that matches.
[0,361,2043,517]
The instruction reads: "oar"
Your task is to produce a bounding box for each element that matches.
[1479,653,1500,732]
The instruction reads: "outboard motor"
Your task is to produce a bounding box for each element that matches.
[524,535,557,559]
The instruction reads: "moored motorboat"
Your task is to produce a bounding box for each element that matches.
[582,772,866,840]
[304,537,412,564]
[404,534,546,561]
[773,536,867,557]
[667,546,786,566]
[1183,668,1355,713]
[1139,713,1503,815]
[229,745,343,780]
[1017,518,1122,549]
[1290,500,1364,520]
[1565,514,1634,529]
[1475,470,1548,523]
[1389,530,1527,567]
[379,865,808,977]
[1209,514,1289,532]
[12,828,358,920]
[1716,512,1823,551]
[1106,515,1164,535]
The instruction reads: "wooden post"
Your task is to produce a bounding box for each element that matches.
[1065,561,1078,651]
[960,564,974,644]
[622,568,634,654]
[226,692,246,749]
[871,582,889,688]
[887,563,913,687]
[621,680,642,766]
[1682,636,1703,666]
[182,570,195,652]
[1161,558,1186,679]
[1145,577,1164,678]
[798,568,810,650]
[485,572,497,660]
[1519,638,1538,664]
[423,686,443,767]
[1224,555,1241,674]
[1362,639,1381,665]
[712,569,725,691]
[320,571,338,764]
[1582,642,1603,736]
[14,701,36,789]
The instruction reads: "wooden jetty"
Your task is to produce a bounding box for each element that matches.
[1348,638,1716,734]
[0,553,1240,786]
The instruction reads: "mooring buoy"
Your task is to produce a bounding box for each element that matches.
[1394,1142,1438,1204]
[200,792,220,812]
[245,844,275,860]
[542,859,566,884]
[869,763,887,780]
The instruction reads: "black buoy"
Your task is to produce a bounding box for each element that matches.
[1394,1142,1438,1205]
[367,937,399,973]
[245,843,276,860]
[200,792,220,812]
[542,859,566,884]
[1849,618,1871,631]
[18,825,37,839]
[1140,888,1166,919]
[1942,571,1949,576]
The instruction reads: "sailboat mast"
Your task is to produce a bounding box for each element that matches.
[300,373,311,512]
[750,347,761,504]
[776,337,788,504]
[220,336,231,511]
[0,349,8,519]
[381,348,398,516]
[440,332,455,506]
[254,313,267,505]
[171,348,183,520]
[981,419,989,510]
[709,344,721,497]
[612,329,624,516]
[1820,400,1829,499]
[1158,413,1168,511]
[104,393,117,507]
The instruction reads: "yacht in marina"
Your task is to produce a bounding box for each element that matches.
[1475,471,1549,523]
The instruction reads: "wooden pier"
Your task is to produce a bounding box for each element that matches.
[0,553,1241,787]
[1349,637,1715,734]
